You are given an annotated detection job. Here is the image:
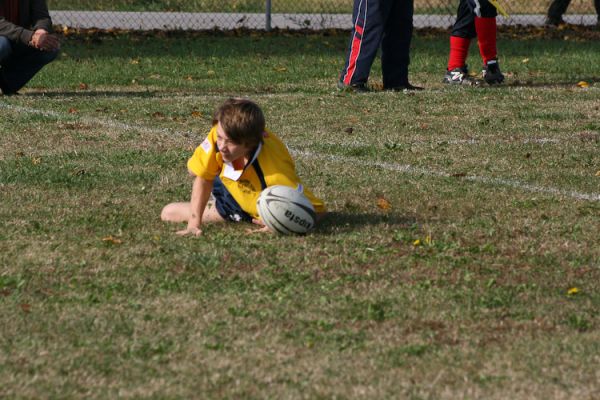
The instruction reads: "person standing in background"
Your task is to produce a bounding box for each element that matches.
[338,0,422,92]
[545,0,600,27]
[443,0,504,85]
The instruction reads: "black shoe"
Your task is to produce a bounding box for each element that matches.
[0,77,17,95]
[385,83,424,92]
[0,87,18,96]
[545,17,566,27]
[482,59,504,85]
[443,66,475,85]
[337,80,370,93]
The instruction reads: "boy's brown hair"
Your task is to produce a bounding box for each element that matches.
[213,98,265,148]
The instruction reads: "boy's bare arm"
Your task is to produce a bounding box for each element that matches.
[177,176,213,236]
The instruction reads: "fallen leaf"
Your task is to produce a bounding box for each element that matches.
[68,108,78,114]
[130,58,140,65]
[31,157,41,165]
[191,111,202,118]
[567,287,579,295]
[595,170,600,177]
[522,58,530,63]
[577,81,589,88]
[102,235,122,245]
[20,304,31,313]
[424,235,432,245]
[79,82,88,90]
[377,197,392,210]
[274,66,287,72]
[413,239,421,246]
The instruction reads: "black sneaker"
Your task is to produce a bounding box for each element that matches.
[443,66,474,85]
[482,59,504,84]
[337,80,370,93]
[385,83,424,92]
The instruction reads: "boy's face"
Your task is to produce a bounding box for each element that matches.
[216,122,254,163]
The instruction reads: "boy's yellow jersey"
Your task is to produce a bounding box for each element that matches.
[187,126,326,219]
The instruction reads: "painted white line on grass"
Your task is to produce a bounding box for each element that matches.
[293,150,600,202]
[3,102,599,202]
[0,102,196,142]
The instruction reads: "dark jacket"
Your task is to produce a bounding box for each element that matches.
[0,0,53,46]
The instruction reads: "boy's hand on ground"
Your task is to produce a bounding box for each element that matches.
[176,226,202,236]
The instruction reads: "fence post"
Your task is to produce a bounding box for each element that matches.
[266,0,272,31]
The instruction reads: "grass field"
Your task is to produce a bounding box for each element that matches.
[1,28,599,398]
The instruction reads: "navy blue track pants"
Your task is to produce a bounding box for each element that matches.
[340,0,414,88]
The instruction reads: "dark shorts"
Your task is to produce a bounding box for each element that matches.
[452,0,498,38]
[212,177,253,223]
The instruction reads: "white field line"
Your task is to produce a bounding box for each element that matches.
[2,102,599,202]
[0,102,196,142]
[294,150,600,202]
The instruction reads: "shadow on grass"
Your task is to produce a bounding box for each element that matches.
[316,211,417,234]
[23,90,161,98]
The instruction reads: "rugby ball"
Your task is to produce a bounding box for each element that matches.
[257,185,316,235]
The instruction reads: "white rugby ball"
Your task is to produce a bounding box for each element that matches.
[257,185,316,235]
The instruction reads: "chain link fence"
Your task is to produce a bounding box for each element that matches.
[47,1,599,30]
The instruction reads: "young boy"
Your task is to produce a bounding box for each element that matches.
[443,0,504,85]
[161,98,326,236]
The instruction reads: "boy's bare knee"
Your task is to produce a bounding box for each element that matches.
[160,206,172,222]
[161,202,190,223]
[161,204,178,222]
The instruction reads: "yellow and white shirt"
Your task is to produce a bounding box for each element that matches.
[187,126,326,219]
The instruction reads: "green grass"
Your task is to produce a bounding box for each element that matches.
[1,29,599,399]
